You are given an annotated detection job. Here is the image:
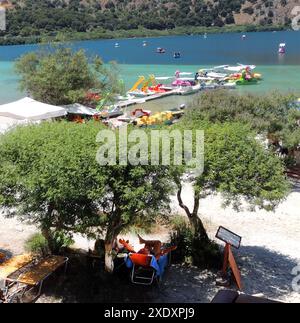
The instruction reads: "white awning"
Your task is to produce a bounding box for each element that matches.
[63,103,97,116]
[0,97,67,121]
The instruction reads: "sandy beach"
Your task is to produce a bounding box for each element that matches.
[0,181,299,303]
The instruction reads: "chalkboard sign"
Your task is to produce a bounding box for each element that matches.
[216,226,242,249]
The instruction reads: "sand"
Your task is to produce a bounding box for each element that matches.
[0,181,299,303]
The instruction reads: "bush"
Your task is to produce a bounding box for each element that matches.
[25,233,49,256]
[24,231,74,256]
[49,231,74,254]
[170,216,222,269]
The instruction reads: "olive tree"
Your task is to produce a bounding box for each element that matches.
[173,121,290,245]
[0,121,173,272]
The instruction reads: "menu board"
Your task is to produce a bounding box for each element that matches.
[216,226,242,249]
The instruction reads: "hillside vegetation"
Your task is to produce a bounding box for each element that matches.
[0,0,297,44]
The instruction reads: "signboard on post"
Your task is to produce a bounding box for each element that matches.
[216,226,242,249]
[216,226,243,290]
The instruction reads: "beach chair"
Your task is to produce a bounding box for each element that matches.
[128,253,157,285]
[126,250,173,286]
[0,254,34,297]
[3,255,68,303]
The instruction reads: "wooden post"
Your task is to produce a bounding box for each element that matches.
[222,243,242,291]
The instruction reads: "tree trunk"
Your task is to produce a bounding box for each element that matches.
[177,183,209,242]
[188,214,209,242]
[41,227,52,256]
[104,241,115,273]
[104,225,120,273]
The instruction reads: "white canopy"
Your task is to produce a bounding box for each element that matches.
[0,116,24,134]
[63,103,97,116]
[0,97,67,121]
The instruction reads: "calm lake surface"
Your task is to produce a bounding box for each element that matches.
[0,30,300,105]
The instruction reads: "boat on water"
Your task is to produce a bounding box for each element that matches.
[156,47,166,54]
[236,78,258,86]
[115,43,120,48]
[143,41,148,47]
[206,72,227,80]
[279,43,286,54]
[221,64,256,72]
[127,90,156,97]
[176,84,201,95]
[115,94,135,101]
[174,52,181,59]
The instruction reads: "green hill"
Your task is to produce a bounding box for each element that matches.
[0,0,296,44]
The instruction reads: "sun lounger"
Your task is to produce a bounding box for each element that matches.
[0,254,34,281]
[3,255,68,303]
[15,255,68,300]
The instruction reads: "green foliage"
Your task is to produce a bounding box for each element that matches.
[170,216,222,268]
[0,121,174,253]
[0,0,288,45]
[15,46,122,105]
[183,90,300,150]
[202,123,289,209]
[24,233,49,256]
[49,231,74,254]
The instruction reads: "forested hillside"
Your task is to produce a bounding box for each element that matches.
[0,0,296,44]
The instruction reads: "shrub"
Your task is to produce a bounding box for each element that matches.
[49,231,74,254]
[25,233,49,256]
[170,216,222,269]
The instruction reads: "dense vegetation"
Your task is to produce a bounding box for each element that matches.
[185,91,300,151]
[0,0,290,45]
[15,46,123,105]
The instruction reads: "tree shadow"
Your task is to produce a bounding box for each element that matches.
[234,245,299,301]
[291,179,300,193]
[0,248,13,260]
[38,255,219,303]
[37,246,299,303]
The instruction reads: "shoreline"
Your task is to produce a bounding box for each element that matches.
[0,25,289,47]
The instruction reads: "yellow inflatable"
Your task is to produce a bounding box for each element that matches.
[136,112,173,126]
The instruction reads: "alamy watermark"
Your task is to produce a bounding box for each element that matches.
[292,264,300,293]
[96,126,204,175]
[0,6,6,31]
[291,6,300,31]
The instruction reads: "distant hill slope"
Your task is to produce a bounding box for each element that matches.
[0,0,298,43]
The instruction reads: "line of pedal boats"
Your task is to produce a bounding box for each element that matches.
[126,63,263,98]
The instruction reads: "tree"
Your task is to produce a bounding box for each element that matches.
[15,46,123,105]
[173,121,289,249]
[185,90,300,150]
[0,122,174,272]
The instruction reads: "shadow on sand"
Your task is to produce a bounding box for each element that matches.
[235,245,299,301]
[37,245,299,303]
[0,249,13,260]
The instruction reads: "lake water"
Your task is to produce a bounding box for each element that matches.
[0,30,300,106]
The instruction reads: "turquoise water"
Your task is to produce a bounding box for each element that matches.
[0,31,300,104]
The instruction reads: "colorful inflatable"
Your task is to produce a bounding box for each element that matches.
[136,112,173,126]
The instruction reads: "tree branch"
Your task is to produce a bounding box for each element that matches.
[176,182,192,218]
[192,191,200,217]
